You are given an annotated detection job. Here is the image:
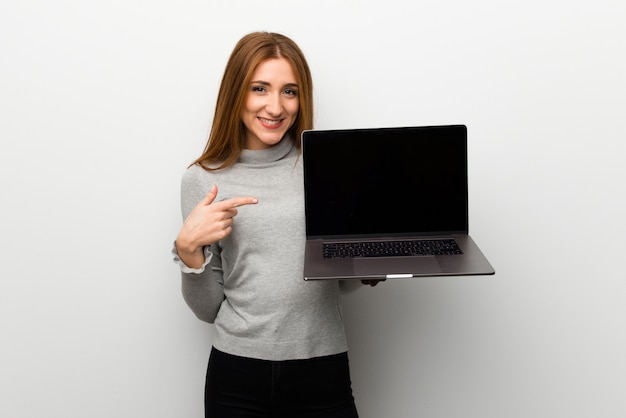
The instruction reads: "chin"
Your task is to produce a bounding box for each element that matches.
[262,133,287,145]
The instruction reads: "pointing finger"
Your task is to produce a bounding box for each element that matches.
[216,196,259,209]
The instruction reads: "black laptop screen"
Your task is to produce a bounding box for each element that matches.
[302,125,469,239]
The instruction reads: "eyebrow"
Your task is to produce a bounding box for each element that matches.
[250,80,299,89]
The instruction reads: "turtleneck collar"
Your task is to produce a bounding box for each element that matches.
[238,137,296,165]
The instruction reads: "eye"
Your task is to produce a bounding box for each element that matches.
[283,88,298,97]
[251,85,266,93]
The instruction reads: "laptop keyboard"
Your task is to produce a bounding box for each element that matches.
[323,239,463,259]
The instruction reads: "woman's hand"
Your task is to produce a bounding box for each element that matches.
[176,185,258,268]
[361,279,386,287]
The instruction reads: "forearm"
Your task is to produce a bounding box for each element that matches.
[174,237,206,269]
[181,268,224,324]
[173,242,224,323]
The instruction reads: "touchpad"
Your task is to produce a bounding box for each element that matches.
[353,256,441,276]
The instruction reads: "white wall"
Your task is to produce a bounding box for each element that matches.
[1,1,625,417]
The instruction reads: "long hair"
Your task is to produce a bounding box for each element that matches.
[192,32,314,170]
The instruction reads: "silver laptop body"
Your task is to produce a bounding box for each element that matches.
[302,125,495,280]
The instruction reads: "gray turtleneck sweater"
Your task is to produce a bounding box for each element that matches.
[173,138,359,361]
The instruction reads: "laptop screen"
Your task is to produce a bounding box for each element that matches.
[302,125,469,239]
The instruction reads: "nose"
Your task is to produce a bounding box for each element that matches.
[265,92,283,116]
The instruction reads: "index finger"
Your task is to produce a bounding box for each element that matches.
[216,196,258,209]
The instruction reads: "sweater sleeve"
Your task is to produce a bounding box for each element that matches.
[174,166,225,324]
[338,280,363,294]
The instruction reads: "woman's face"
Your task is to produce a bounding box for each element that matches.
[241,58,300,150]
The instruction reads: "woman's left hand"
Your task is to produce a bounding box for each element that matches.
[361,279,386,287]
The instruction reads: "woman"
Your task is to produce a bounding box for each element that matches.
[173,32,363,417]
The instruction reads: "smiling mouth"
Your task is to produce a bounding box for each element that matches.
[258,117,284,127]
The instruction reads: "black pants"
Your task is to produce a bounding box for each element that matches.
[205,347,359,418]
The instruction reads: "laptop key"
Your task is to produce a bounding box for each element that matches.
[323,239,462,259]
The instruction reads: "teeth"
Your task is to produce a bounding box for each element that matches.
[260,118,281,125]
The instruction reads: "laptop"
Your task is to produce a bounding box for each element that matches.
[301,124,495,280]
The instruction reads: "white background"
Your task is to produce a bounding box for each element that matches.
[1,1,625,417]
